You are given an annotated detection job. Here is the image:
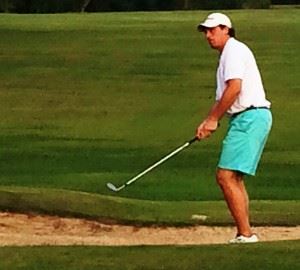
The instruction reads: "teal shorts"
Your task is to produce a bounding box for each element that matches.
[218,108,272,176]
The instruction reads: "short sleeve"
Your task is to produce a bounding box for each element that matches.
[223,48,246,81]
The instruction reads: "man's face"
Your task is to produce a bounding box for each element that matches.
[202,26,229,51]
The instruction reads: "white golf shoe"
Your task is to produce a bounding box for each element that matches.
[229,234,259,244]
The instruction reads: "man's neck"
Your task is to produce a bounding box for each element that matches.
[218,36,231,53]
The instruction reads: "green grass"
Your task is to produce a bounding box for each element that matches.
[0,10,299,270]
[0,10,299,201]
[0,186,299,226]
[0,241,299,270]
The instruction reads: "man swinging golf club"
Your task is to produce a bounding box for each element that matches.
[196,13,272,243]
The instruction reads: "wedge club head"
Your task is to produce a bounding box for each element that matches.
[106,182,125,192]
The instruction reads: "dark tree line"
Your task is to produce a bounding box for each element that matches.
[0,0,298,13]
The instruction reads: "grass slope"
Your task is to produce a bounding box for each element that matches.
[0,241,299,270]
[0,187,299,226]
[0,10,299,201]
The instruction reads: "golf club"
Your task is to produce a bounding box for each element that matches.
[106,137,199,192]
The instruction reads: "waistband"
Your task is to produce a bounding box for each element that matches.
[231,106,270,118]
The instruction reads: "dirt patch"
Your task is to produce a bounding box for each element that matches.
[0,212,299,246]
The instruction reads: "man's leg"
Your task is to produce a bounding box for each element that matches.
[216,168,252,236]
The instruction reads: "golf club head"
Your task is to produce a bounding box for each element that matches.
[106,182,124,192]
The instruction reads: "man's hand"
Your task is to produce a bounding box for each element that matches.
[195,79,241,139]
[196,117,219,139]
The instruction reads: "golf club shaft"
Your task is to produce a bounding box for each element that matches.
[123,137,198,188]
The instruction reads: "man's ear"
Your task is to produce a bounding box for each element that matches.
[224,26,230,35]
[219,25,230,35]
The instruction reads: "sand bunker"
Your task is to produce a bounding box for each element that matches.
[0,212,299,246]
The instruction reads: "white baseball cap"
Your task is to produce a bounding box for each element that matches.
[198,13,232,31]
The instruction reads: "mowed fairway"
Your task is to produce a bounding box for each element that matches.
[0,9,299,269]
[1,241,300,270]
[0,9,299,201]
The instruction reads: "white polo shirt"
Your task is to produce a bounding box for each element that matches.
[216,38,271,114]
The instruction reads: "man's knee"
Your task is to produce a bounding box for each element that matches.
[216,168,242,188]
[216,168,228,188]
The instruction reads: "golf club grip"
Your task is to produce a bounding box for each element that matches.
[188,137,199,144]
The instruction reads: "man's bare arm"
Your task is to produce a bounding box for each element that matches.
[196,79,242,139]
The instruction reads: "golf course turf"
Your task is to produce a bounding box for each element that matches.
[0,8,299,270]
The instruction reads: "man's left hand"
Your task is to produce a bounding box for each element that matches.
[203,118,219,132]
[196,118,219,139]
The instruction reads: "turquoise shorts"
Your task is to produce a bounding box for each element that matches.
[218,108,272,176]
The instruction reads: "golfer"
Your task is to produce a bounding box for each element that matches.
[196,13,272,243]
